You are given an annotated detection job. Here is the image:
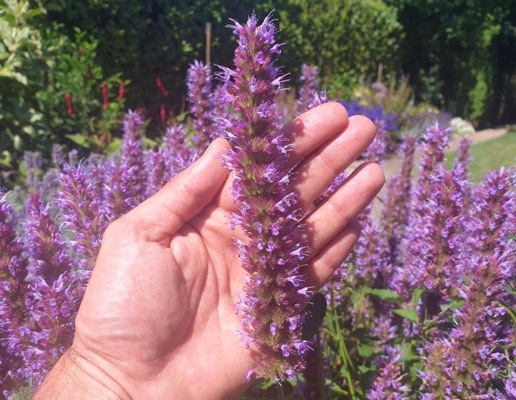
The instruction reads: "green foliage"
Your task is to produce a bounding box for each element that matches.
[0,0,49,168]
[36,27,126,151]
[388,0,516,127]
[42,0,275,121]
[0,1,126,186]
[276,0,403,96]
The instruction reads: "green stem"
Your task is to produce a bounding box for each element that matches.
[326,307,357,399]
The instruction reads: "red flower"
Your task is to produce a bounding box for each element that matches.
[118,80,125,102]
[160,104,166,122]
[156,78,168,97]
[101,81,109,109]
[64,93,74,117]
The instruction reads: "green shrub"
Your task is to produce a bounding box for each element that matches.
[0,0,50,170]
[0,1,126,186]
[276,0,403,95]
[388,0,515,127]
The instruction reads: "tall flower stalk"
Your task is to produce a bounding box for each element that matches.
[187,60,219,149]
[297,64,320,115]
[221,14,313,381]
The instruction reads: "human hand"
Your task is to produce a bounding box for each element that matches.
[35,102,384,399]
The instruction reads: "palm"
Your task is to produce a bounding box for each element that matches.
[71,103,384,399]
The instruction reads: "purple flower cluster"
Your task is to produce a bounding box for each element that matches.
[368,352,410,399]
[339,100,399,132]
[419,167,515,397]
[297,64,326,115]
[220,13,313,381]
[187,60,222,149]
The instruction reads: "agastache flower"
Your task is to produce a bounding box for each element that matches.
[105,110,147,216]
[403,161,468,298]
[15,271,79,389]
[24,193,70,280]
[297,64,320,115]
[162,124,198,176]
[368,352,410,399]
[420,168,514,397]
[382,135,416,270]
[222,13,313,381]
[187,60,219,149]
[57,163,108,271]
[0,192,29,396]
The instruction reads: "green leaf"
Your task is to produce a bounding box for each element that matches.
[358,364,376,374]
[440,299,464,312]
[357,342,374,358]
[412,288,425,308]
[328,380,348,396]
[65,133,90,148]
[393,308,419,323]
[363,288,403,304]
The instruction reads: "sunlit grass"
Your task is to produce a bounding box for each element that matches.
[446,133,515,181]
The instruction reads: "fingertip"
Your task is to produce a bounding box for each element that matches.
[320,101,349,122]
[348,115,377,146]
[364,161,386,192]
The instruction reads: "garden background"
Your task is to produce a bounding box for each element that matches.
[1,0,515,399]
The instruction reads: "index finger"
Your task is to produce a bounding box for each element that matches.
[283,102,349,168]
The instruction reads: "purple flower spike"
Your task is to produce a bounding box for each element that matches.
[222,13,312,380]
[24,193,70,280]
[368,352,410,399]
[57,163,109,271]
[382,135,416,270]
[297,64,320,115]
[403,162,468,298]
[187,60,220,149]
[0,192,29,395]
[119,110,147,209]
[420,168,514,397]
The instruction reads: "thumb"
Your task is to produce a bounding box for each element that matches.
[125,138,230,236]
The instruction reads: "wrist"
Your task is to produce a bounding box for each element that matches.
[34,345,131,400]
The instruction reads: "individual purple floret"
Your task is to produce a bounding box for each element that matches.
[221,13,313,380]
[297,64,320,115]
